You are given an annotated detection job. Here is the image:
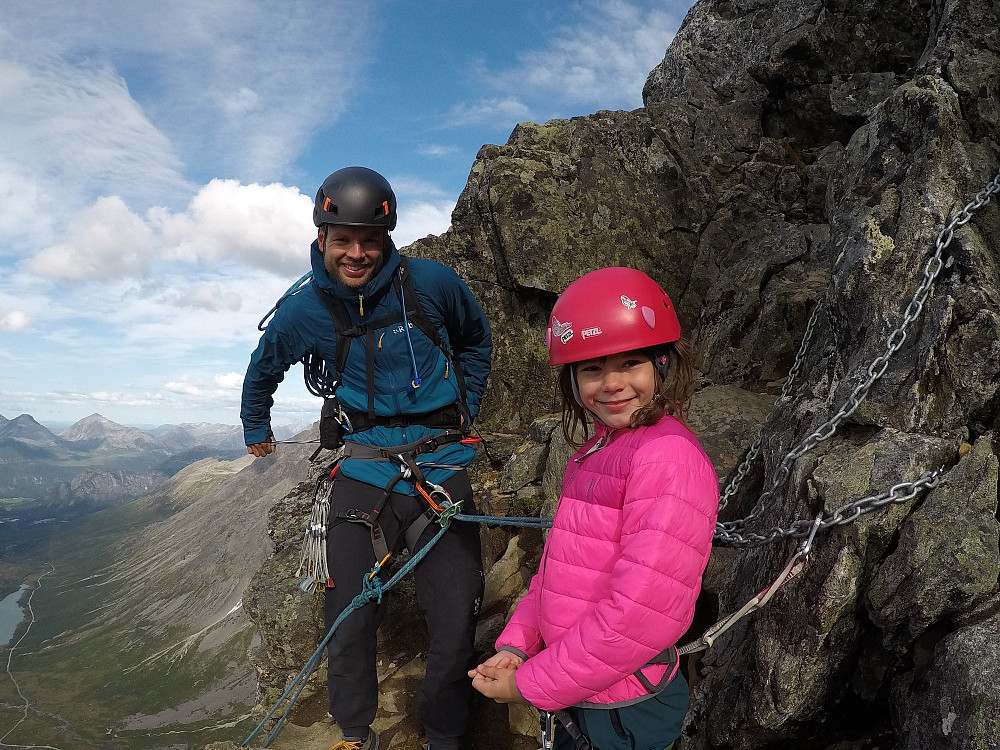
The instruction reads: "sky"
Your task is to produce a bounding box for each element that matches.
[0,0,693,432]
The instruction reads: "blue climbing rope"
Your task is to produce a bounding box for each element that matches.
[454,513,552,528]
[241,510,551,748]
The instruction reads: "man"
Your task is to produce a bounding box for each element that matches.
[241,166,492,750]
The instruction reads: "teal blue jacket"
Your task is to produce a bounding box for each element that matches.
[241,239,492,492]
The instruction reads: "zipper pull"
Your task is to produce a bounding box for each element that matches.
[358,294,364,316]
[575,435,606,462]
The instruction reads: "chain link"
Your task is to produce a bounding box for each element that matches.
[716,171,1000,546]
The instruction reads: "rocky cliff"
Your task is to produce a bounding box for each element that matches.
[234,0,999,748]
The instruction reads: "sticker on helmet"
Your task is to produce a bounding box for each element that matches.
[621,295,637,310]
[641,306,656,329]
[581,326,602,339]
[551,316,574,344]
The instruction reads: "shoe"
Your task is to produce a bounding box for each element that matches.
[329,730,380,750]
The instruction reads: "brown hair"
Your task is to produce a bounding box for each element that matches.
[557,338,695,447]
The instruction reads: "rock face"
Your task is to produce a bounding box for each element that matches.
[239,0,999,748]
[54,468,169,505]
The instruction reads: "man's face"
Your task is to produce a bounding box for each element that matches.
[319,225,386,288]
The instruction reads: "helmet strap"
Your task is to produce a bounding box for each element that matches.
[644,347,670,382]
[654,353,670,381]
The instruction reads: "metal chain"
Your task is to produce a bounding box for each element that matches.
[717,171,1000,545]
[715,469,943,547]
[717,298,825,513]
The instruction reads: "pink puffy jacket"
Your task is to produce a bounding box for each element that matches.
[496,415,719,710]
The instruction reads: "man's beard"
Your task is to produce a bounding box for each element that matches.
[328,254,384,288]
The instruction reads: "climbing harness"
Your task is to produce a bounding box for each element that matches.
[296,429,482,593]
[244,520,451,748]
[246,506,549,749]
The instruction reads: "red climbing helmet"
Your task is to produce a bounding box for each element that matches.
[546,267,681,365]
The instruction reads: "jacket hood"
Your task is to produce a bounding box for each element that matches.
[309,237,402,300]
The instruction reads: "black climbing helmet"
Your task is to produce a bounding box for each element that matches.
[313,166,397,231]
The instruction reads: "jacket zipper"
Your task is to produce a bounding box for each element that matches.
[539,429,613,594]
[358,293,365,316]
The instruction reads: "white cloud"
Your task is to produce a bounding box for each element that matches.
[173,284,243,312]
[0,165,51,250]
[165,380,204,397]
[154,179,315,274]
[418,145,459,157]
[222,87,261,119]
[19,180,314,283]
[445,97,533,128]
[89,391,166,407]
[394,201,456,248]
[0,2,369,183]
[215,372,244,390]
[0,57,189,214]
[466,0,683,118]
[0,311,31,332]
[21,197,155,281]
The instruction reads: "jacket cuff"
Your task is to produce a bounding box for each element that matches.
[244,425,272,445]
[497,645,528,661]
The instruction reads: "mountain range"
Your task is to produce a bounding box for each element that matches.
[0,411,312,517]
[0,412,248,453]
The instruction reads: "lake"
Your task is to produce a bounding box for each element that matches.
[0,584,28,645]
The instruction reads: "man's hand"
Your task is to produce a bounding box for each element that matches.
[247,441,275,457]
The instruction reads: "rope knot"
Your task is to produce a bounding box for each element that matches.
[361,573,384,604]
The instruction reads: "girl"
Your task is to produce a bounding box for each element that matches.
[470,267,719,750]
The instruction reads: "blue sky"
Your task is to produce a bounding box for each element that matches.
[0,0,691,431]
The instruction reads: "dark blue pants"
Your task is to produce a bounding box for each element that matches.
[324,472,483,749]
[553,673,689,750]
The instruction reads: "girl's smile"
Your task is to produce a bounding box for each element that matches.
[574,351,656,428]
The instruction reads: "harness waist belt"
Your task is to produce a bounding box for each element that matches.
[344,403,464,431]
[340,429,467,462]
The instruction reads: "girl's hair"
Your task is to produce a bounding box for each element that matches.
[557,338,695,447]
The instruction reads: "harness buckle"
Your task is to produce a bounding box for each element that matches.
[339,508,374,524]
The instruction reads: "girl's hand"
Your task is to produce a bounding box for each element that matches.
[469,650,524,679]
[470,663,528,704]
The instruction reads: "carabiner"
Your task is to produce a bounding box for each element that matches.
[797,514,823,559]
[540,711,555,750]
[417,480,452,513]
